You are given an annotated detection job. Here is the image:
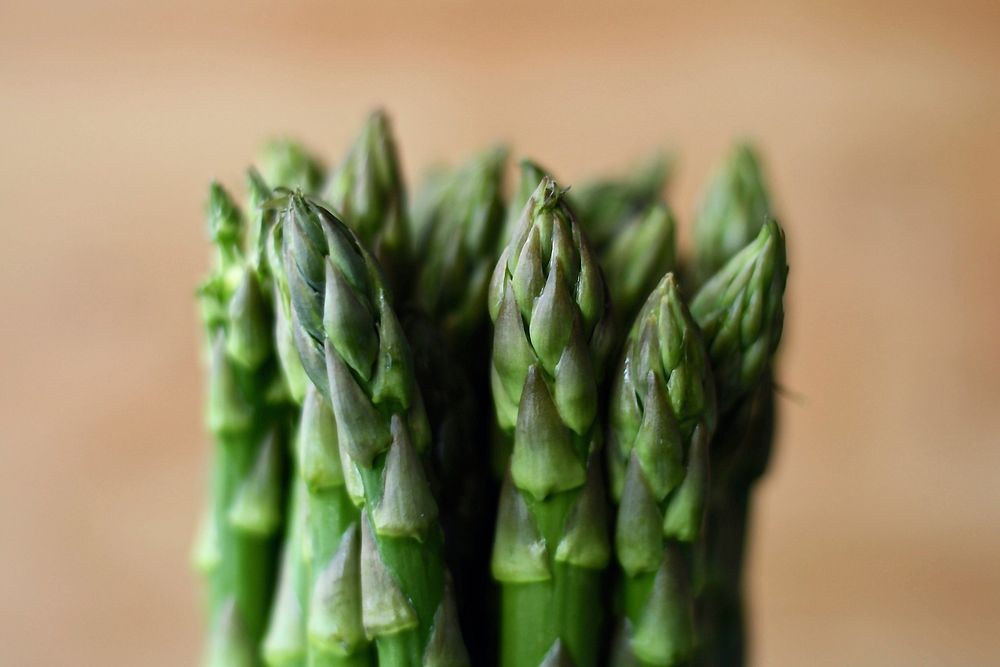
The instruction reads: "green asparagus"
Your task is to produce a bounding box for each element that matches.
[408,147,513,661]
[689,220,787,666]
[260,140,325,196]
[599,203,677,333]
[261,477,309,667]
[488,177,611,667]
[690,220,786,416]
[569,156,670,252]
[606,274,717,666]
[192,116,795,667]
[324,111,411,291]
[279,191,468,667]
[196,183,288,667]
[251,159,374,667]
[692,144,771,288]
[412,146,508,340]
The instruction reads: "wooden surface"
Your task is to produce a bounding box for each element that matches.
[2,1,999,664]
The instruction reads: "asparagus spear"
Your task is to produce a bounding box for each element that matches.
[569,156,670,252]
[209,166,312,667]
[279,191,468,667]
[693,378,773,667]
[689,220,788,666]
[412,146,508,340]
[324,111,411,291]
[408,146,511,661]
[250,162,374,667]
[196,183,287,667]
[599,203,677,334]
[606,274,717,666]
[488,177,611,667]
[691,144,770,288]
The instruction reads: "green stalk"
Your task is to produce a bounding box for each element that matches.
[300,386,374,667]
[254,164,373,667]
[255,165,311,667]
[324,110,411,292]
[407,146,510,661]
[489,178,611,667]
[695,379,773,667]
[402,309,495,663]
[196,184,287,667]
[689,220,787,666]
[606,275,717,666]
[279,191,468,667]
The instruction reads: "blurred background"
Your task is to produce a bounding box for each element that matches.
[2,1,999,665]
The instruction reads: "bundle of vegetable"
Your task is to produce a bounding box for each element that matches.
[194,112,789,667]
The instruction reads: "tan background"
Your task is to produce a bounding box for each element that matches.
[2,1,999,665]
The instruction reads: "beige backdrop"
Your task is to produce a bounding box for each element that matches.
[2,1,999,665]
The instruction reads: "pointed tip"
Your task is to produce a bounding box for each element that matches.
[731,140,763,164]
[359,510,419,638]
[228,428,284,536]
[660,271,680,295]
[246,167,271,203]
[490,474,551,582]
[422,575,470,667]
[206,181,243,245]
[259,138,324,192]
[555,457,610,569]
[366,107,391,128]
[760,216,785,245]
[371,414,438,539]
[539,640,577,667]
[629,545,695,665]
[307,521,365,654]
[207,598,255,667]
[511,365,585,499]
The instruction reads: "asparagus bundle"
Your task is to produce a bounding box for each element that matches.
[243,145,361,667]
[193,113,792,667]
